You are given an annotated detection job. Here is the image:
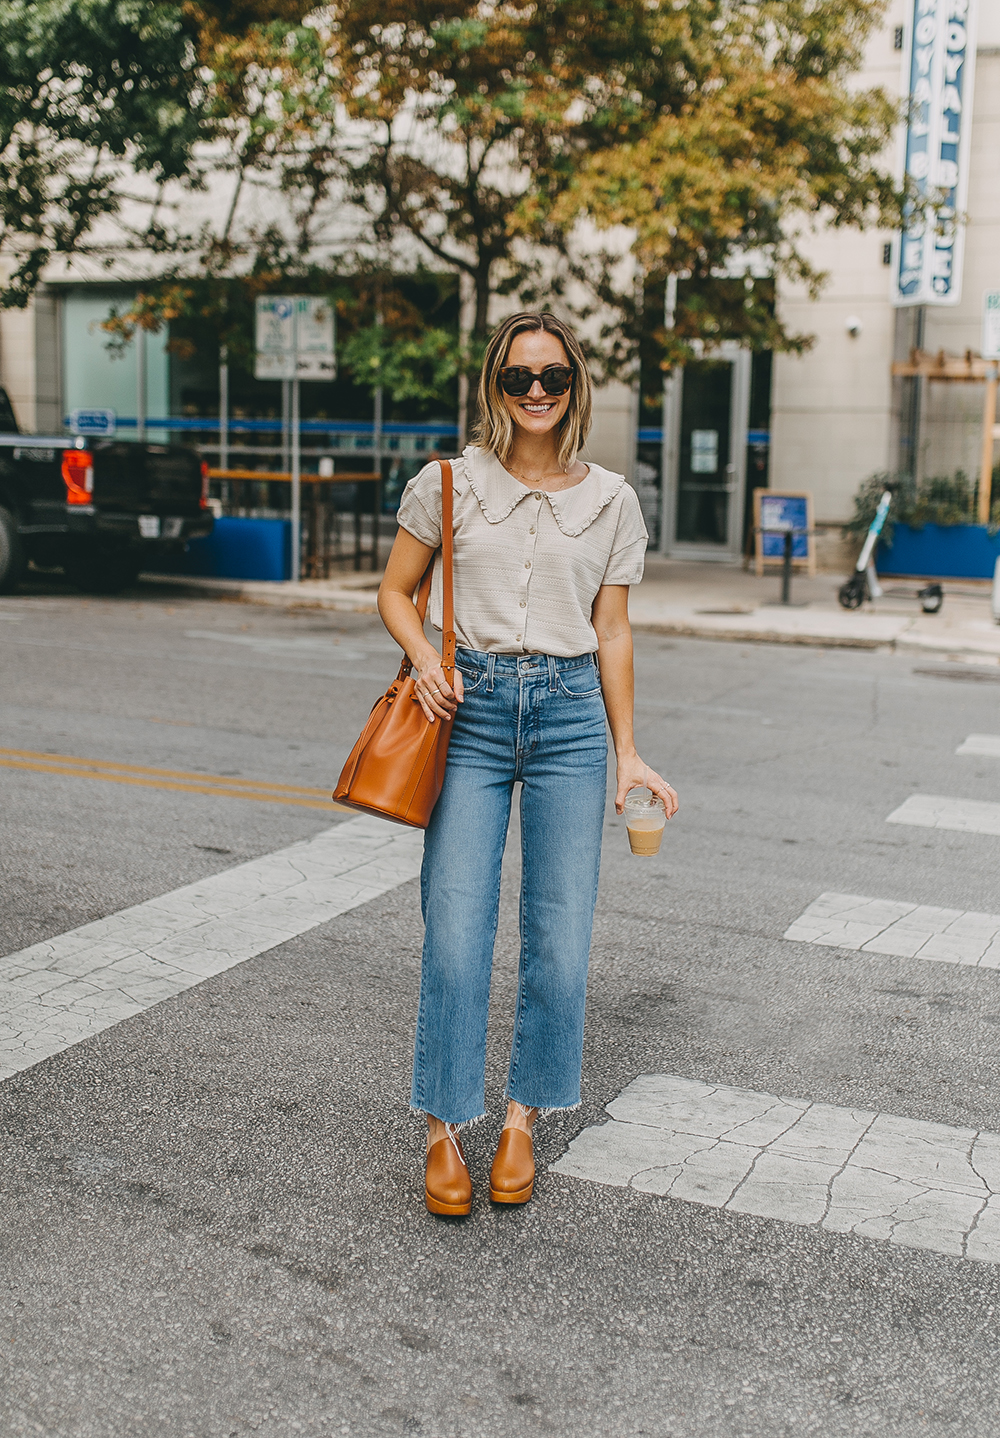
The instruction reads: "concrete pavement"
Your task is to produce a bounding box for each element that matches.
[140,557,1000,660]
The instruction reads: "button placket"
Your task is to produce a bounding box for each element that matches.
[517,494,542,650]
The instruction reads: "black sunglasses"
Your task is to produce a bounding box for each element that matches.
[498,364,575,397]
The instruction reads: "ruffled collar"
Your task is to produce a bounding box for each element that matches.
[463,445,625,538]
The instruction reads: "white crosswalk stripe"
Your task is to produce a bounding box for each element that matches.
[552,1075,1000,1264]
[956,734,1000,756]
[886,794,1000,835]
[0,816,423,1082]
[784,892,1000,967]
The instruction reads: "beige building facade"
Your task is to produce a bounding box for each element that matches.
[771,0,1000,523]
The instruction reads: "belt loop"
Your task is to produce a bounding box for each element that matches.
[486,652,496,692]
[547,654,558,692]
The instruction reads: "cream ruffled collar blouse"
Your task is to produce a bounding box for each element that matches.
[396,445,648,657]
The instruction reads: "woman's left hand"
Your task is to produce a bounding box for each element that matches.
[614,752,679,818]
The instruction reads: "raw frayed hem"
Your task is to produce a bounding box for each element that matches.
[504,1097,583,1122]
[537,1101,582,1121]
[409,1106,487,1134]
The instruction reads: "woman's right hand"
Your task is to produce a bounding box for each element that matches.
[413,654,464,722]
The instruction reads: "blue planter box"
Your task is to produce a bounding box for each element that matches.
[153,517,291,582]
[878,523,1000,580]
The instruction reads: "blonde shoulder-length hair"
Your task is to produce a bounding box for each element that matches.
[472,311,593,471]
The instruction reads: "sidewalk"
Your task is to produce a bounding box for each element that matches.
[630,558,1000,659]
[140,559,1000,660]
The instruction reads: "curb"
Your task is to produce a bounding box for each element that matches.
[628,619,891,650]
[138,573,380,613]
[138,573,999,660]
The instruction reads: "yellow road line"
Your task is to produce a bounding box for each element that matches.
[0,756,350,812]
[0,747,335,798]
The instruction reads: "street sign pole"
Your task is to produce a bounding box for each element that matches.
[219,346,229,471]
[255,295,335,583]
[136,329,146,443]
[290,375,301,583]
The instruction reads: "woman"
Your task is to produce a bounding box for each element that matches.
[378,311,678,1216]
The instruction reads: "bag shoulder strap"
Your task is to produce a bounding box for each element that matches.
[408,458,455,673]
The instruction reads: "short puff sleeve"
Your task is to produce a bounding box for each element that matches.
[601,485,649,586]
[396,461,443,547]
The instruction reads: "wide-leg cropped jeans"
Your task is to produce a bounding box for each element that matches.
[411,648,609,1127]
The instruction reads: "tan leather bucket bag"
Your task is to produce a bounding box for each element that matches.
[332,459,455,828]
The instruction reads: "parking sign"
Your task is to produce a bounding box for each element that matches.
[254,295,335,380]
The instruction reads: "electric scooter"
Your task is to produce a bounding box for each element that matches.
[838,484,944,614]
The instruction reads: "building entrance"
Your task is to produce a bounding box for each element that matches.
[661,345,751,560]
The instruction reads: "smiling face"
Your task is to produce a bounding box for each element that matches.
[500,330,574,440]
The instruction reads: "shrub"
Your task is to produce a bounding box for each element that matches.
[843,469,1000,544]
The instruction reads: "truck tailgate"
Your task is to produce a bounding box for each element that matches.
[93,443,204,514]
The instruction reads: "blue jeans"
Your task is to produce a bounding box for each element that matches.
[411,648,609,1126]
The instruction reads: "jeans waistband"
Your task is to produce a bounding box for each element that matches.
[456,648,595,675]
[456,648,597,695]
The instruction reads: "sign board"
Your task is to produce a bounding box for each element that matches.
[892,0,979,307]
[293,297,336,379]
[254,295,336,381]
[68,408,116,437]
[754,490,815,577]
[983,291,1000,361]
[254,296,295,379]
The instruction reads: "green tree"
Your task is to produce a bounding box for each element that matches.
[320,0,901,379]
[0,1,207,306]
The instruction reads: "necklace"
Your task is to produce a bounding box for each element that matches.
[508,462,572,490]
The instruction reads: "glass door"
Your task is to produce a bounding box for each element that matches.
[660,346,751,560]
[676,360,733,545]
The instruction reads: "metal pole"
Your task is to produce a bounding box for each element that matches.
[290,376,301,583]
[281,378,291,474]
[659,275,678,555]
[457,271,474,451]
[979,365,998,525]
[373,382,383,478]
[135,327,146,443]
[219,346,229,471]
[781,529,793,605]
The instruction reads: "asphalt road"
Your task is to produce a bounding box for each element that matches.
[2,577,1000,1438]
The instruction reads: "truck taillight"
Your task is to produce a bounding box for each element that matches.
[61,449,94,505]
[200,459,210,509]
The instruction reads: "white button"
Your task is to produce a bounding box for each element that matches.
[525,561,531,569]
[529,527,536,535]
[519,601,526,608]
[533,492,542,500]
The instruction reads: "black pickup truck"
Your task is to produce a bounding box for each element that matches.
[0,386,213,593]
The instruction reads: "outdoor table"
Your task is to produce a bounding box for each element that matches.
[209,468,381,572]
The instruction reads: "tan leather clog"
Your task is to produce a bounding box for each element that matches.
[425,1131,472,1216]
[489,1127,534,1205]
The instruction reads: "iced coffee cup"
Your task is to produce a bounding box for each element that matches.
[624,791,666,856]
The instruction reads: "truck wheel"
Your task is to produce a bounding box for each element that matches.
[0,505,26,593]
[65,551,142,595]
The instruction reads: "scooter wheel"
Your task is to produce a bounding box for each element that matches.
[918,583,943,614]
[838,576,865,610]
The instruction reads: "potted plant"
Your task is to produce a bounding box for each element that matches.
[844,470,1000,580]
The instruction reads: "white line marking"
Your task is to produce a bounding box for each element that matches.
[552,1075,1000,1263]
[886,794,1000,836]
[784,892,1000,968]
[0,816,423,1082]
[957,734,1000,757]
